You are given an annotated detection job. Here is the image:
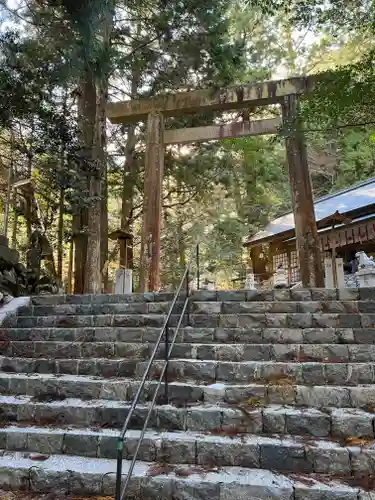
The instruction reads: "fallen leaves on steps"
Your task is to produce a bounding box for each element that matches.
[146,462,220,477]
[345,436,375,447]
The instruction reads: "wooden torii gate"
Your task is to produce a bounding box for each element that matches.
[107,76,324,291]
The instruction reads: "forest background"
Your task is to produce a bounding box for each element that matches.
[0,0,374,292]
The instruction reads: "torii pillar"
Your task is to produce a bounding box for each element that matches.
[139,111,164,292]
[282,94,324,288]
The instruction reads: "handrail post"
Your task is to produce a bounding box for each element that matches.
[196,244,200,290]
[115,437,123,500]
[164,321,169,404]
[113,242,200,499]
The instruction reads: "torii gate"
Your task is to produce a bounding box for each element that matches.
[107,76,324,291]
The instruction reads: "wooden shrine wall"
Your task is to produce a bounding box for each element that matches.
[320,218,375,251]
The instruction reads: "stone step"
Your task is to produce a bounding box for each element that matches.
[5,326,162,342]
[191,288,364,302]
[206,313,375,329]
[2,356,375,386]
[6,326,374,344]
[2,372,375,408]
[31,292,177,305]
[29,288,357,306]
[4,341,152,360]
[0,355,142,378]
[192,300,375,314]
[20,301,184,317]
[26,288,374,305]
[0,373,199,403]
[12,313,167,328]
[1,395,374,439]
[20,300,375,317]
[1,425,373,476]
[6,341,375,362]
[11,312,375,329]
[0,451,364,500]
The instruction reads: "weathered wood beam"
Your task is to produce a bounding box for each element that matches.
[139,112,164,292]
[107,76,315,124]
[164,118,281,145]
[282,94,324,288]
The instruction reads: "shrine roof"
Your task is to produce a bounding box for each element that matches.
[244,177,375,246]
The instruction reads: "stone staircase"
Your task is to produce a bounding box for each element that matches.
[0,288,375,498]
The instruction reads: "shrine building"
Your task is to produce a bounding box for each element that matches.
[243,177,375,286]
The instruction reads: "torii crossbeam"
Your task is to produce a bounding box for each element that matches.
[108,76,324,291]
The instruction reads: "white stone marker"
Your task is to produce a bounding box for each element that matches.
[114,268,132,294]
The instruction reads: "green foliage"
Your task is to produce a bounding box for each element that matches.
[245,0,374,33]
[2,0,375,289]
[300,50,375,128]
[244,0,375,130]
[110,0,245,97]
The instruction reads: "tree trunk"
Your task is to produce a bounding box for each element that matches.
[100,165,108,291]
[99,53,109,291]
[11,189,18,250]
[120,124,137,266]
[57,89,68,285]
[177,219,186,277]
[73,208,87,293]
[84,110,103,294]
[24,121,35,240]
[176,178,186,277]
[82,70,100,294]
[99,58,109,291]
[120,70,140,267]
[84,6,113,294]
[10,132,17,249]
[67,238,74,294]
[25,153,33,241]
[57,186,64,281]
[73,80,90,294]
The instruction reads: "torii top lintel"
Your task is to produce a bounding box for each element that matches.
[107,75,315,124]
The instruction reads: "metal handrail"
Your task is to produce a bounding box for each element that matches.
[114,243,200,500]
